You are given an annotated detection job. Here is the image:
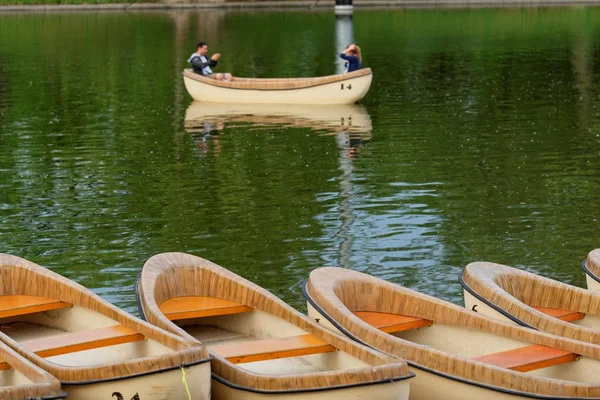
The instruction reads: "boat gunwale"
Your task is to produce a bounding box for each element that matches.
[461,261,600,345]
[0,253,210,384]
[182,68,372,91]
[137,252,413,393]
[584,250,600,284]
[304,266,600,399]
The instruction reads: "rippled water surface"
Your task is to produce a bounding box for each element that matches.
[2,8,600,313]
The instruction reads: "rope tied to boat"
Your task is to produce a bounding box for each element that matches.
[180,365,192,400]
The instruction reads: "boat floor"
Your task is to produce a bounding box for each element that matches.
[184,325,331,375]
[0,322,143,367]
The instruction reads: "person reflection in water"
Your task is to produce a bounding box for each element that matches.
[188,41,233,82]
[339,44,363,73]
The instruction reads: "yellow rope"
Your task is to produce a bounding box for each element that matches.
[181,366,192,400]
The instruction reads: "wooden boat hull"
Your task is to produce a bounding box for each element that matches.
[461,261,600,344]
[61,361,209,400]
[0,254,212,400]
[0,338,66,399]
[305,267,600,399]
[584,249,600,292]
[137,252,413,400]
[182,69,372,105]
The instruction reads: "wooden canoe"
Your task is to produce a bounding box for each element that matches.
[185,102,372,136]
[0,254,212,400]
[182,68,373,104]
[461,261,600,344]
[136,252,413,400]
[305,267,600,400]
[0,339,66,399]
[583,249,600,292]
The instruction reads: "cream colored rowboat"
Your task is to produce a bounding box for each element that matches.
[0,339,66,399]
[137,252,413,400]
[185,101,372,136]
[462,261,600,344]
[0,254,211,400]
[305,267,600,400]
[583,249,600,292]
[182,68,372,104]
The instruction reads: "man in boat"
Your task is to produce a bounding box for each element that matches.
[188,41,233,82]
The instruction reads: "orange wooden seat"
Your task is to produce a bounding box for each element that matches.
[210,334,336,364]
[20,324,145,359]
[159,296,253,321]
[473,344,578,372]
[353,311,432,333]
[532,306,584,322]
[0,295,71,319]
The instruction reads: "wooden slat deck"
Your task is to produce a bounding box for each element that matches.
[159,296,253,321]
[210,334,336,364]
[473,344,578,372]
[353,311,433,333]
[532,306,584,322]
[0,295,71,319]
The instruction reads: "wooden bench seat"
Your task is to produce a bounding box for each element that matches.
[0,295,71,319]
[353,311,433,333]
[210,334,336,364]
[473,344,578,372]
[532,306,584,322]
[159,296,253,321]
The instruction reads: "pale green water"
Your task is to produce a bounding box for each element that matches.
[1,8,600,314]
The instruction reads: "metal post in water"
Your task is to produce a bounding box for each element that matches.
[335,14,354,74]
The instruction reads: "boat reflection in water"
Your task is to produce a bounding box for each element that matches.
[184,102,372,158]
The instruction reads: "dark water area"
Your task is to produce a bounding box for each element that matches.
[1,8,600,314]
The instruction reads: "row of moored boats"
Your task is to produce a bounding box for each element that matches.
[3,251,600,399]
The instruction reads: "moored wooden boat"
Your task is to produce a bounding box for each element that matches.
[305,267,600,400]
[182,68,373,104]
[0,339,66,399]
[0,254,212,400]
[461,261,600,344]
[583,249,600,292]
[137,252,414,400]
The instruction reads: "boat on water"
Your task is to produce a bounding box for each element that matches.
[0,338,66,399]
[583,249,600,292]
[0,254,212,400]
[185,101,372,136]
[182,68,373,104]
[136,252,414,400]
[304,267,600,400]
[461,261,600,344]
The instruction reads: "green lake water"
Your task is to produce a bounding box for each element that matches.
[1,7,600,314]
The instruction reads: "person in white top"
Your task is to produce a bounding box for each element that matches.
[188,41,233,82]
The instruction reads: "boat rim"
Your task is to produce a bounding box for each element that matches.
[582,258,600,284]
[301,279,595,400]
[458,274,534,329]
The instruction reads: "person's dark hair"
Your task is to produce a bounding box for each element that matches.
[197,41,207,49]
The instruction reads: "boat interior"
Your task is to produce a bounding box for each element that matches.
[157,294,371,375]
[306,268,600,386]
[0,294,173,368]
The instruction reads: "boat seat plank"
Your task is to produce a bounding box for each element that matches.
[159,296,253,321]
[532,306,584,322]
[21,325,145,358]
[210,334,336,364]
[0,295,71,319]
[353,311,433,333]
[473,344,578,372]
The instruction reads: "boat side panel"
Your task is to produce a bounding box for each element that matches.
[183,74,372,105]
[62,361,211,400]
[586,273,600,292]
[463,290,518,324]
[211,376,409,400]
[307,302,344,335]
